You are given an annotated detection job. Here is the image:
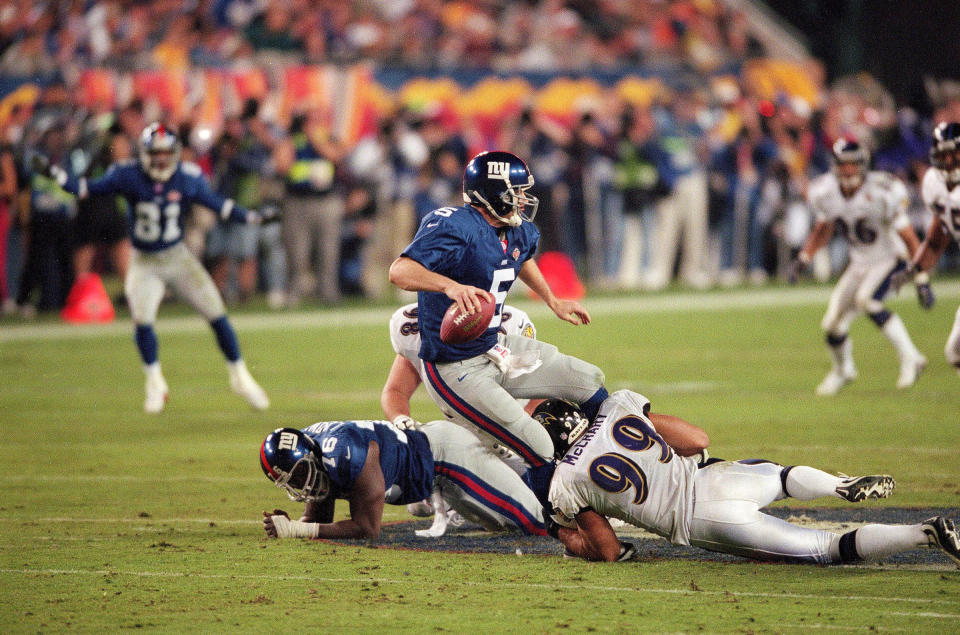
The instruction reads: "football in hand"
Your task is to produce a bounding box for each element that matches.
[440,295,496,344]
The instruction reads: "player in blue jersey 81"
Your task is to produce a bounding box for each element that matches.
[53,123,270,413]
[259,419,547,540]
[388,151,608,469]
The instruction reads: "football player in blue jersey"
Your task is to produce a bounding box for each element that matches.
[259,419,547,539]
[388,150,608,469]
[50,123,271,413]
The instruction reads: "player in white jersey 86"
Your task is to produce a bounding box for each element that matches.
[789,137,928,395]
[539,392,959,567]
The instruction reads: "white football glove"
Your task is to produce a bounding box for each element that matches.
[392,415,421,430]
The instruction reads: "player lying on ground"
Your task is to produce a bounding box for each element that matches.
[389,150,608,469]
[259,419,547,540]
[533,390,960,565]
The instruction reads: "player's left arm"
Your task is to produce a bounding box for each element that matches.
[191,169,265,225]
[518,259,590,325]
[342,441,386,539]
[560,509,624,562]
[648,413,709,457]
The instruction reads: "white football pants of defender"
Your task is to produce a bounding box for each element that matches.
[125,243,227,324]
[820,258,922,368]
[690,461,926,564]
[419,420,546,535]
[423,334,605,469]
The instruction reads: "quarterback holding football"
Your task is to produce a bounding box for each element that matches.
[388,151,608,468]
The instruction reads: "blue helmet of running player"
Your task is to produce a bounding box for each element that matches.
[139,122,181,182]
[532,399,590,460]
[931,121,960,186]
[463,150,538,227]
[259,428,330,502]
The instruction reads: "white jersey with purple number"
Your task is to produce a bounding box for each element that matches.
[389,302,536,383]
[807,171,911,265]
[921,167,960,243]
[548,390,699,545]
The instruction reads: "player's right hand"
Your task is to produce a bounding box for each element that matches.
[262,509,289,538]
[446,284,492,316]
[616,541,636,562]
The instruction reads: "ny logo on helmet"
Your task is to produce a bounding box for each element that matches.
[279,432,298,450]
[487,161,511,178]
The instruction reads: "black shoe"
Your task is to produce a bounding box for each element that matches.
[835,475,895,502]
[922,516,960,566]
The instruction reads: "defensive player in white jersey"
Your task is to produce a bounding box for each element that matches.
[538,392,960,565]
[52,123,271,413]
[383,302,538,532]
[905,122,960,374]
[790,138,929,395]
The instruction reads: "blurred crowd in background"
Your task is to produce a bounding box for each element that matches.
[1,0,959,317]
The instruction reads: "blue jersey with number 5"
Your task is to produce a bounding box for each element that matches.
[302,420,433,504]
[401,205,539,362]
[69,160,241,252]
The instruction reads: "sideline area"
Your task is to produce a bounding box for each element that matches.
[3,281,959,343]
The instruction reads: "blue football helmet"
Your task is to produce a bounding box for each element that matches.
[462,150,538,227]
[139,122,181,182]
[259,428,331,502]
[532,399,590,460]
[831,137,869,193]
[931,122,960,187]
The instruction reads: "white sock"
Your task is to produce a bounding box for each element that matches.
[144,362,163,380]
[882,314,920,361]
[850,524,927,562]
[784,465,843,500]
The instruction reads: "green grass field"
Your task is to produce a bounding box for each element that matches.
[2,282,959,633]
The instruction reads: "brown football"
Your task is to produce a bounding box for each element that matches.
[439,295,496,344]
